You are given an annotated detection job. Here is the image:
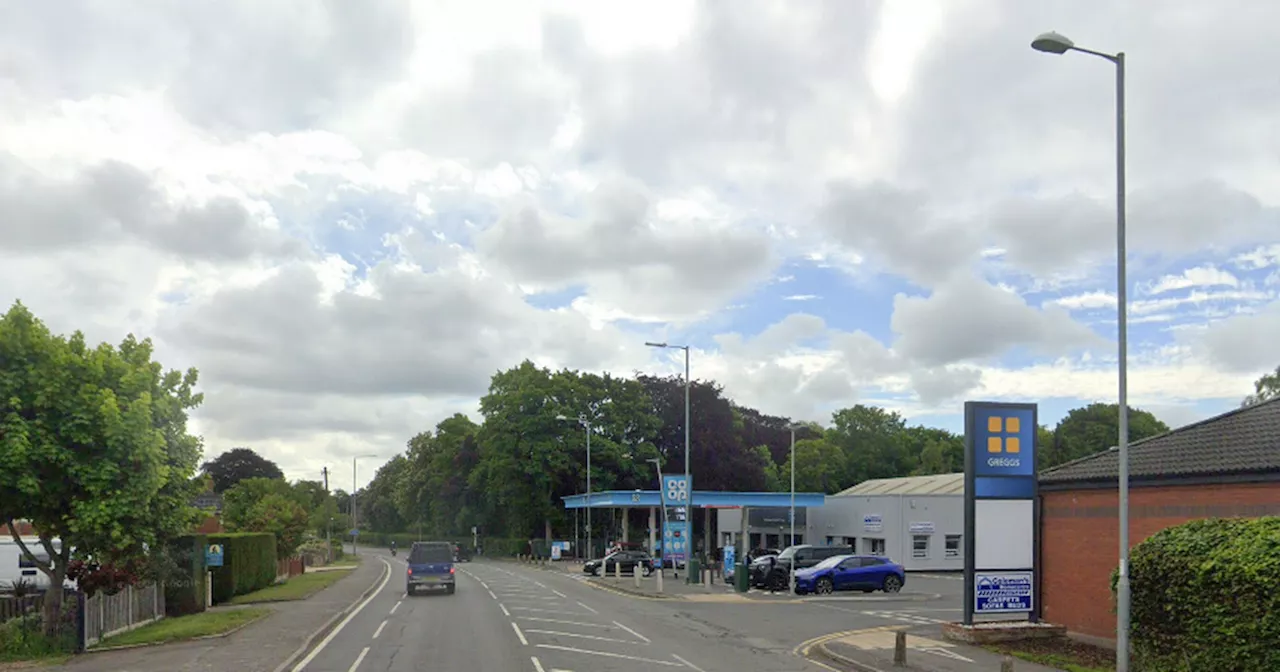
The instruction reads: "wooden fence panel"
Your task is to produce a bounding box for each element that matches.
[81,582,164,649]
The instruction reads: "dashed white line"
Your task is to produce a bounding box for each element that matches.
[534,644,683,666]
[575,601,598,614]
[613,621,650,644]
[389,600,402,615]
[488,589,498,599]
[518,616,613,629]
[372,620,387,639]
[346,647,370,672]
[512,622,530,646]
[500,603,511,617]
[524,629,638,644]
[551,589,567,598]
[290,558,392,672]
[530,656,546,672]
[672,653,706,671]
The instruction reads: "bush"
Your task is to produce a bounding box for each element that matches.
[208,533,277,604]
[164,535,208,616]
[1121,516,1280,672]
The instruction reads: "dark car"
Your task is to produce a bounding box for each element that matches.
[407,541,455,595]
[794,554,906,595]
[752,544,853,590]
[452,542,473,562]
[583,550,654,577]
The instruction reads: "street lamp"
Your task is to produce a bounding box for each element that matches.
[644,341,692,540]
[352,454,377,556]
[646,457,667,581]
[557,414,592,560]
[788,423,800,595]
[1032,30,1131,672]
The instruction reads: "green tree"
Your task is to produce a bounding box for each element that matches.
[1242,365,1280,407]
[792,438,847,492]
[358,455,409,533]
[223,477,310,558]
[903,426,963,475]
[750,445,785,492]
[201,447,284,493]
[1045,403,1170,469]
[0,302,203,632]
[826,404,914,488]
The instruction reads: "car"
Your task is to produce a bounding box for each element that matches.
[752,544,853,590]
[406,541,456,596]
[793,554,906,596]
[454,543,473,562]
[583,550,654,577]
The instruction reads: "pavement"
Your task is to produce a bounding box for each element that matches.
[49,552,388,672]
[40,552,1067,672]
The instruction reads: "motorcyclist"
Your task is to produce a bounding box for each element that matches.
[390,540,397,556]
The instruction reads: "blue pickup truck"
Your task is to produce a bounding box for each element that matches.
[407,541,456,596]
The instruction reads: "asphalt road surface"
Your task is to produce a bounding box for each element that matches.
[296,551,968,672]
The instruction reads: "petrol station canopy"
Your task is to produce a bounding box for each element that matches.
[561,490,826,509]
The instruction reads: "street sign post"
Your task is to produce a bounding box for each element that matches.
[205,543,224,568]
[661,474,692,567]
[963,401,1040,625]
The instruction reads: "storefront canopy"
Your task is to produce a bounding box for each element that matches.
[562,490,826,509]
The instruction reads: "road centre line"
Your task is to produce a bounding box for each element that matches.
[612,621,650,644]
[512,622,530,646]
[389,600,402,615]
[346,647,370,672]
[518,616,613,629]
[291,558,392,672]
[523,629,639,644]
[500,603,511,616]
[488,589,498,599]
[372,620,387,639]
[534,644,683,666]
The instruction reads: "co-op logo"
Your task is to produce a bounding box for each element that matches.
[985,415,1023,468]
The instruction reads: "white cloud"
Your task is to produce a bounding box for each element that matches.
[1142,265,1240,295]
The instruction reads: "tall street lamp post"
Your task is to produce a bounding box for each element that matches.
[1031,30,1130,672]
[789,423,800,594]
[644,341,692,553]
[557,414,592,560]
[351,454,377,556]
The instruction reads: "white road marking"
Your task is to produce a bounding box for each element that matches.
[530,656,546,672]
[488,589,498,599]
[508,606,590,616]
[389,600,401,615]
[500,603,511,617]
[524,629,639,644]
[672,653,706,671]
[291,558,392,672]
[401,592,407,599]
[518,616,614,629]
[372,620,387,639]
[551,589,567,598]
[346,647,370,672]
[575,601,598,614]
[613,621,650,644]
[512,622,529,646]
[534,644,683,666]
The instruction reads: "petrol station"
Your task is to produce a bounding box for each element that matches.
[562,485,826,582]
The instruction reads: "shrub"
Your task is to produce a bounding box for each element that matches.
[163,535,208,616]
[1121,516,1280,672]
[208,533,277,603]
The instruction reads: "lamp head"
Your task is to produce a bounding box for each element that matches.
[1031,31,1074,55]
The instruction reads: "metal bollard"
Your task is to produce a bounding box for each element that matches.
[634,567,641,588]
[614,561,620,580]
[893,631,907,667]
[1001,655,1015,672]
[657,568,664,593]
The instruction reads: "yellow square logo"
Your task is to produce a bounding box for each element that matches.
[986,416,1024,454]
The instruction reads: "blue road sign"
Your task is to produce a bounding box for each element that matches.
[205,543,225,568]
[350,528,359,537]
[975,572,1034,613]
[722,544,736,579]
[971,406,1036,477]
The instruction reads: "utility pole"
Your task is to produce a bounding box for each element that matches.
[322,467,332,563]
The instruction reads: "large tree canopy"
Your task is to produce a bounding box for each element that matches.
[1242,365,1280,407]
[0,302,203,631]
[202,447,285,493]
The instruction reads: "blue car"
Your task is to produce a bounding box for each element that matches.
[793,554,905,595]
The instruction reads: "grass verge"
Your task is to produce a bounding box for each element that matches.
[983,637,1115,672]
[95,608,271,649]
[228,569,354,604]
[329,556,361,567]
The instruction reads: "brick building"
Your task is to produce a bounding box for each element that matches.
[1038,397,1280,642]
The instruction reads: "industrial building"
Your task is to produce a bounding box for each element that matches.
[716,473,967,571]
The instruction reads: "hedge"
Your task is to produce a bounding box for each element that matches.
[1121,516,1280,672]
[164,534,208,616]
[208,532,278,604]
[356,532,529,557]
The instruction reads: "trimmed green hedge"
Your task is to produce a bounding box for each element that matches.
[1122,516,1280,671]
[164,534,208,616]
[208,532,277,604]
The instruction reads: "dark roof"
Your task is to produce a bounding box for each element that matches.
[1038,396,1280,486]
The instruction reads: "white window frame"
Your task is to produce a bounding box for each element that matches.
[912,535,929,559]
[945,535,962,558]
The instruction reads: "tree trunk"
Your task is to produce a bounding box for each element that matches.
[41,565,66,638]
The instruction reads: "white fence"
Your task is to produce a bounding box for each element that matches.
[81,582,165,648]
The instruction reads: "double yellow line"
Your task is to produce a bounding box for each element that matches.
[792,625,906,672]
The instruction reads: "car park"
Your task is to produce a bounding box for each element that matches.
[752,544,852,590]
[793,554,906,595]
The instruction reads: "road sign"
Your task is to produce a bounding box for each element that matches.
[349,528,359,537]
[205,543,224,568]
[975,572,1034,613]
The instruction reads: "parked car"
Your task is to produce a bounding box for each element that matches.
[793,554,906,595]
[407,541,455,596]
[583,550,654,577]
[752,544,853,590]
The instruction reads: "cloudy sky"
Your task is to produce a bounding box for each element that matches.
[3,0,1277,488]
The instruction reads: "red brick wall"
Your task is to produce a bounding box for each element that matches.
[194,515,224,535]
[1040,481,1280,640]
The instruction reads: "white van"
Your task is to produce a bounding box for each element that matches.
[0,538,76,592]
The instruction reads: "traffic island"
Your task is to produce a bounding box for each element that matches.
[940,620,1066,645]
